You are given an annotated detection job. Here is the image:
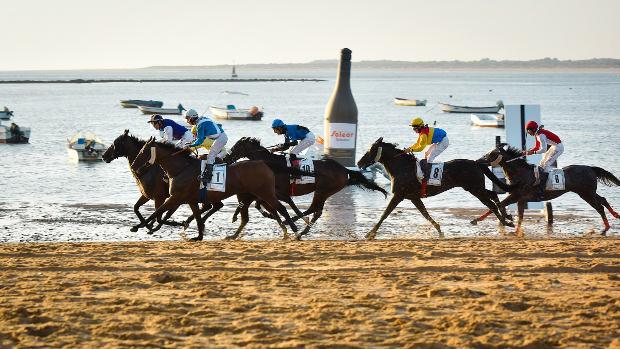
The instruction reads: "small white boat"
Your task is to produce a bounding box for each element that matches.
[139,104,185,115]
[67,131,106,161]
[439,100,503,113]
[0,106,14,120]
[471,113,505,128]
[393,98,427,106]
[0,121,30,143]
[210,105,263,120]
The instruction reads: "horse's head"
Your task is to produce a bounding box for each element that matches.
[102,129,130,163]
[131,136,158,174]
[224,137,266,163]
[477,143,521,166]
[357,137,407,169]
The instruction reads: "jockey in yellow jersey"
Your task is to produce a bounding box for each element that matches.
[404,117,449,197]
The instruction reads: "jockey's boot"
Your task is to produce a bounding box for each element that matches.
[200,164,214,185]
[535,171,549,200]
[419,159,430,197]
[290,154,301,180]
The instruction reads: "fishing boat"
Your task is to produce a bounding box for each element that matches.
[0,106,14,120]
[210,105,263,120]
[393,98,427,106]
[66,131,106,161]
[439,100,503,113]
[120,100,163,108]
[470,113,505,128]
[0,120,30,143]
[139,104,186,115]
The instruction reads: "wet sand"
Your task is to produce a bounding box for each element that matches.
[1,238,619,348]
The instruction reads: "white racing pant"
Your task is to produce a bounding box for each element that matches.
[289,132,316,156]
[539,143,564,171]
[425,136,449,163]
[201,133,228,174]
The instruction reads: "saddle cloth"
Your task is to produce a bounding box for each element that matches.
[199,163,226,192]
[545,168,565,191]
[285,155,315,184]
[416,161,444,186]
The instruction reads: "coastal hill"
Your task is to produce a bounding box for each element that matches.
[145,58,620,71]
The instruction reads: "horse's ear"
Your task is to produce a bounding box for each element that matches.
[148,136,155,143]
[123,129,129,136]
[375,137,383,144]
[497,142,508,150]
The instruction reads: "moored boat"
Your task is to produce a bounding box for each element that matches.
[210,105,263,120]
[393,98,427,106]
[0,121,30,143]
[439,100,503,113]
[120,100,163,108]
[1,106,14,120]
[470,113,505,128]
[66,131,107,161]
[139,104,186,115]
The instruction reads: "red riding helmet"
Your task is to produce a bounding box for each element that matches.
[525,121,539,131]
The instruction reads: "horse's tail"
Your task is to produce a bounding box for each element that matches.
[592,167,620,187]
[262,161,315,178]
[478,163,514,192]
[346,169,388,198]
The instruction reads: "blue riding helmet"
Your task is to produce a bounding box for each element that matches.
[271,119,285,128]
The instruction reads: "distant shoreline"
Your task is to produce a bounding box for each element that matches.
[0,78,326,84]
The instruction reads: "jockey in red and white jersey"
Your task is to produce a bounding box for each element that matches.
[522,121,564,171]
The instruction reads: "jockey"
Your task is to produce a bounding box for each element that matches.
[404,117,449,197]
[183,109,228,184]
[147,114,194,147]
[270,118,315,168]
[522,120,564,198]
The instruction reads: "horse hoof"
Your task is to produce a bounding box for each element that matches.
[231,217,238,223]
[470,219,478,226]
[365,232,376,240]
[146,230,154,235]
[295,234,303,241]
[130,226,139,232]
[505,221,515,228]
[506,215,514,222]
[224,235,237,240]
[189,236,203,242]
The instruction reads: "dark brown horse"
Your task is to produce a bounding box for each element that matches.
[357,137,514,239]
[223,137,388,240]
[102,130,191,233]
[131,137,301,240]
[476,144,620,235]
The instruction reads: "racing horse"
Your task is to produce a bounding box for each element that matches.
[223,137,388,240]
[357,137,514,239]
[131,137,303,240]
[102,130,195,233]
[476,143,620,235]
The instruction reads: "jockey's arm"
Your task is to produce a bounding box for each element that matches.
[405,134,428,153]
[526,134,547,155]
[161,126,174,143]
[188,125,207,149]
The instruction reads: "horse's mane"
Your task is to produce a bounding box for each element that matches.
[123,133,146,146]
[153,141,196,161]
[380,141,417,161]
[243,137,264,148]
[501,145,530,167]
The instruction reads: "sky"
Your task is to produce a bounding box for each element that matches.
[0,0,619,70]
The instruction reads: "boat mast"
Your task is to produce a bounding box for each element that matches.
[231,61,238,78]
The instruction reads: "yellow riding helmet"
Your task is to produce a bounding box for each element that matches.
[410,117,424,127]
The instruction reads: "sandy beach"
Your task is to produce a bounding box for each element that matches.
[1,238,619,348]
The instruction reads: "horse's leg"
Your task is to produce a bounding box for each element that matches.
[232,196,253,223]
[295,202,325,241]
[515,200,526,236]
[130,195,150,232]
[281,196,310,225]
[467,189,512,227]
[200,202,225,224]
[578,193,609,234]
[138,197,181,229]
[410,197,442,236]
[488,189,513,222]
[254,201,276,220]
[182,203,210,230]
[475,192,521,224]
[596,194,620,219]
[366,194,404,240]
[226,202,250,240]
[188,202,205,241]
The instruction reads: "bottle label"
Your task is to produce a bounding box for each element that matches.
[325,122,356,149]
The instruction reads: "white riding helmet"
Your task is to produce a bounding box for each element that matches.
[184,109,199,119]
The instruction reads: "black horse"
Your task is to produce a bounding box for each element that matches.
[476,143,620,235]
[357,137,514,239]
